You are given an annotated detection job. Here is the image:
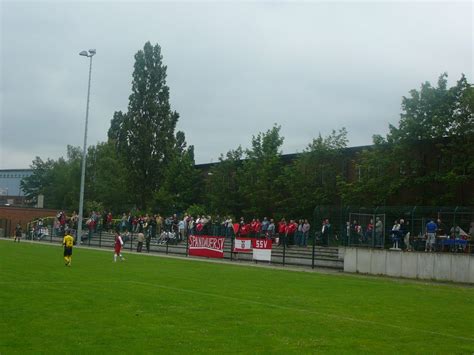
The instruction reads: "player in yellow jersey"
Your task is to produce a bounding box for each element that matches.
[62,230,75,267]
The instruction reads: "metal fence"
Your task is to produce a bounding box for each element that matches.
[0,219,11,238]
[313,205,474,252]
[5,219,344,270]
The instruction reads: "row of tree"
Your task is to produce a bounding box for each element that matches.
[21,42,474,220]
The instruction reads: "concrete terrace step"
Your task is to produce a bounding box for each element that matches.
[84,236,340,259]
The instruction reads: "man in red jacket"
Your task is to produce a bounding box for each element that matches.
[277,219,287,246]
[286,220,297,247]
[250,219,257,237]
[254,219,262,238]
[240,223,250,236]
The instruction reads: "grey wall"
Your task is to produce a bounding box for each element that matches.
[343,247,474,283]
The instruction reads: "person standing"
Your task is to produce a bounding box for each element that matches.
[136,232,145,252]
[106,212,113,232]
[375,217,384,248]
[145,227,152,252]
[285,220,297,247]
[277,218,287,246]
[321,219,331,246]
[156,215,163,236]
[70,211,78,231]
[86,215,96,242]
[390,220,401,249]
[399,219,409,251]
[149,215,157,242]
[172,214,179,236]
[127,212,133,232]
[14,223,22,242]
[178,218,185,242]
[254,219,262,238]
[425,219,437,252]
[296,219,304,246]
[36,219,44,240]
[436,218,447,237]
[114,231,125,262]
[250,219,257,238]
[261,217,269,237]
[267,219,275,241]
[62,230,75,267]
[365,219,374,244]
[119,213,127,232]
[188,216,195,236]
[302,219,311,247]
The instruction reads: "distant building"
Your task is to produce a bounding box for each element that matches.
[0,169,33,206]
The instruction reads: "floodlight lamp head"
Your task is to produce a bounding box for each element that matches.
[79,50,89,57]
[88,49,96,55]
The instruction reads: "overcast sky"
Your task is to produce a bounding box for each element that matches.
[1,0,472,169]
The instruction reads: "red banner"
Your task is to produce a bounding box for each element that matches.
[252,238,272,250]
[188,235,225,258]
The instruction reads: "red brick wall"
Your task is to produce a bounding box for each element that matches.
[0,207,57,236]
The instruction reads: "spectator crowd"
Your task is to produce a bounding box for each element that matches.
[27,209,474,253]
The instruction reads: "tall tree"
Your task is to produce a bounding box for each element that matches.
[341,73,474,206]
[153,131,202,214]
[20,146,82,210]
[389,74,472,142]
[283,128,348,217]
[86,141,130,212]
[108,41,179,208]
[386,73,474,204]
[337,137,400,206]
[239,125,285,217]
[20,156,55,207]
[206,147,244,217]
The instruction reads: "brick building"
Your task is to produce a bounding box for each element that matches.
[0,206,57,237]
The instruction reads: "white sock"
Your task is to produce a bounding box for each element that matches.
[114,254,117,262]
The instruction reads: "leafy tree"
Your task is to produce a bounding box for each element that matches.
[20,146,82,210]
[282,128,348,217]
[185,204,207,218]
[108,41,179,208]
[206,147,244,217]
[337,140,400,206]
[85,201,104,215]
[386,73,474,204]
[238,125,285,218]
[86,141,130,213]
[20,157,55,207]
[342,73,474,206]
[153,132,202,214]
[388,73,473,143]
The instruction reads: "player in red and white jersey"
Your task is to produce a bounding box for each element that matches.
[114,230,125,262]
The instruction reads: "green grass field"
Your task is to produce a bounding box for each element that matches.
[1,241,473,354]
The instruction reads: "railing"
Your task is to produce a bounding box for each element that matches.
[313,205,474,253]
[0,219,11,238]
[3,225,343,270]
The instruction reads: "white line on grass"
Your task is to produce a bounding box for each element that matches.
[128,280,474,343]
[1,277,472,342]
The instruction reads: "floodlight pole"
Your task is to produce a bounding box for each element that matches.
[77,49,96,244]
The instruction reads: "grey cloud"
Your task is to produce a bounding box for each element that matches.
[1,1,472,168]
